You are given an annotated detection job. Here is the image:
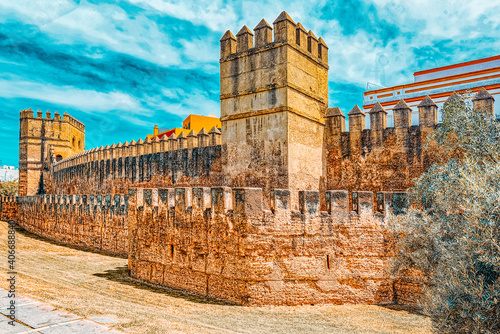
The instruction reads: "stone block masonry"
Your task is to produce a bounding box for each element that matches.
[220,13,329,206]
[19,109,85,196]
[11,11,495,307]
[324,89,495,193]
[0,196,18,222]
[15,194,129,256]
[127,187,405,306]
[51,145,222,195]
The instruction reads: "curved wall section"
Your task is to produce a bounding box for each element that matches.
[16,194,129,257]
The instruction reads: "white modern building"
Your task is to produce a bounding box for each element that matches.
[363,54,500,125]
[0,165,19,182]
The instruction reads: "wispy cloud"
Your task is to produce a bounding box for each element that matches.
[0,79,143,113]
[127,0,239,31]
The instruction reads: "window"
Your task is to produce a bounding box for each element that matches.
[72,137,76,147]
[56,155,63,162]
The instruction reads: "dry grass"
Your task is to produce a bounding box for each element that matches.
[0,221,431,334]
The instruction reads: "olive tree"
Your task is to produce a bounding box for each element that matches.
[390,93,500,333]
[0,180,18,196]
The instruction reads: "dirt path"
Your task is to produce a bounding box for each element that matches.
[0,221,432,334]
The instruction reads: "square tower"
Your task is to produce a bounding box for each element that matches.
[19,109,85,196]
[220,12,329,206]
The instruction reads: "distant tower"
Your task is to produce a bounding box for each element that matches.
[19,109,85,196]
[219,12,329,206]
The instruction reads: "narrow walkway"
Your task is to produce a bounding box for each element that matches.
[0,289,123,334]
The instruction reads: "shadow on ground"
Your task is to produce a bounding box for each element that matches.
[13,223,128,259]
[13,222,234,306]
[93,265,235,306]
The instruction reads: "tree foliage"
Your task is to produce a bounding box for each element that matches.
[0,180,18,196]
[390,94,500,333]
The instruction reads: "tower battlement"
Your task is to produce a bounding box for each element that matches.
[220,12,328,67]
[325,89,494,158]
[20,108,85,132]
[19,109,85,196]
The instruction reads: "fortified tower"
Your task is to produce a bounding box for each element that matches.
[19,109,85,196]
[219,12,329,206]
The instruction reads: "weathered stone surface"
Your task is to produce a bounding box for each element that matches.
[126,187,400,306]
[49,146,223,194]
[19,109,85,196]
[13,194,128,256]
[220,16,328,208]
[0,196,18,221]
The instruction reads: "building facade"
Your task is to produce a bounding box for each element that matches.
[0,165,19,182]
[363,55,500,125]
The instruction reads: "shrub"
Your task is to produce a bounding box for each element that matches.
[390,93,500,333]
[0,180,18,196]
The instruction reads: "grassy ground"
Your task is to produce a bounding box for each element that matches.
[0,221,432,333]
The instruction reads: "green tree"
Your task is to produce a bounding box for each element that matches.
[0,180,18,196]
[390,93,500,333]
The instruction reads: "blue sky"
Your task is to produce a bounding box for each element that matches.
[1,0,499,167]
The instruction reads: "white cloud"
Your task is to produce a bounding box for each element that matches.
[2,0,500,110]
[127,0,239,31]
[39,3,182,67]
[158,88,220,117]
[0,79,143,113]
[0,0,77,26]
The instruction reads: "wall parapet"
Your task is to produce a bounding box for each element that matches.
[20,108,85,132]
[52,126,221,173]
[220,11,328,67]
[2,187,415,306]
[0,196,19,222]
[324,90,496,192]
[14,193,129,256]
[127,187,407,305]
[326,90,494,158]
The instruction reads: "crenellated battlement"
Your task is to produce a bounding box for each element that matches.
[220,12,329,204]
[0,195,17,203]
[129,187,406,224]
[19,192,129,209]
[52,126,221,173]
[62,111,86,131]
[0,196,19,222]
[125,186,404,305]
[325,88,495,158]
[19,108,85,131]
[220,11,328,66]
[14,12,493,307]
[19,109,85,196]
[13,192,129,256]
[4,185,406,305]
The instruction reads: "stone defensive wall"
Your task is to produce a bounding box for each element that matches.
[0,188,421,305]
[49,127,222,194]
[14,194,129,257]
[12,11,494,307]
[0,196,19,222]
[19,109,86,197]
[324,89,495,192]
[127,187,410,305]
